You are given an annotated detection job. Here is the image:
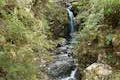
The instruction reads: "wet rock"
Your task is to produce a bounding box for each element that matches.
[47,52,76,78]
[68,78,76,80]
[67,49,74,57]
[82,63,112,80]
[56,54,73,61]
[56,43,63,48]
[74,68,82,80]
[47,60,75,78]
[55,46,68,55]
[56,38,67,47]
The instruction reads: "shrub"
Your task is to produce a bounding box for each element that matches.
[104,0,120,27]
[0,44,37,80]
[0,0,5,8]
[4,14,27,46]
[32,1,68,39]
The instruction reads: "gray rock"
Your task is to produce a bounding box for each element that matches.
[47,57,75,78]
[55,46,68,55]
[47,38,77,79]
[82,63,112,80]
[55,54,73,61]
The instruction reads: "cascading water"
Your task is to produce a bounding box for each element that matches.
[61,68,77,80]
[66,3,76,41]
[61,3,78,80]
[47,2,79,80]
[67,8,74,34]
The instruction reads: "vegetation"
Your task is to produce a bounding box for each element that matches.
[0,0,67,80]
[0,0,120,80]
[75,0,120,78]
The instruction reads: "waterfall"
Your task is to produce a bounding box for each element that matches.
[67,8,74,34]
[61,3,78,80]
[47,2,80,80]
[66,4,76,41]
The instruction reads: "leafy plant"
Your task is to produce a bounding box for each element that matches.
[104,0,120,27]
[0,0,5,8]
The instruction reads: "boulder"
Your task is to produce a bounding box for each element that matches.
[47,61,75,78]
[55,46,68,55]
[47,54,75,78]
[56,54,73,61]
[82,63,112,80]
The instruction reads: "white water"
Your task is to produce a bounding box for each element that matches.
[61,4,77,80]
[67,7,75,37]
[61,68,77,80]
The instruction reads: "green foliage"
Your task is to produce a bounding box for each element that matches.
[0,0,5,8]
[32,1,68,39]
[5,14,27,46]
[104,0,120,26]
[107,52,117,65]
[0,10,37,80]
[110,71,120,80]
[104,0,120,15]
[106,33,113,46]
[0,0,58,80]
[0,44,37,80]
[75,0,120,73]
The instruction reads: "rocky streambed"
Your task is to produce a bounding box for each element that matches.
[47,39,80,80]
[46,38,113,80]
[46,1,113,80]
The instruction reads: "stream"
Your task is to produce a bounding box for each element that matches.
[47,3,79,80]
[61,3,77,80]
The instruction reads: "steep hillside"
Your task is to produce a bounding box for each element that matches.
[0,0,67,80]
[0,0,120,80]
[74,0,120,79]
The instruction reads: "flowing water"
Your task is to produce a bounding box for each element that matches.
[67,8,74,34]
[61,3,78,80]
[66,4,76,40]
[47,3,79,80]
[61,68,77,80]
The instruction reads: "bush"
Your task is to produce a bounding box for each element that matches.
[104,0,120,27]
[75,0,120,72]
[0,44,37,80]
[4,14,27,46]
[32,1,68,39]
[0,0,5,8]
[0,0,57,80]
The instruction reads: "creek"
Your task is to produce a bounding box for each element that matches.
[47,3,80,80]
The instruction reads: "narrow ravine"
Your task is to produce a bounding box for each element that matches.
[47,2,80,80]
[61,3,78,80]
